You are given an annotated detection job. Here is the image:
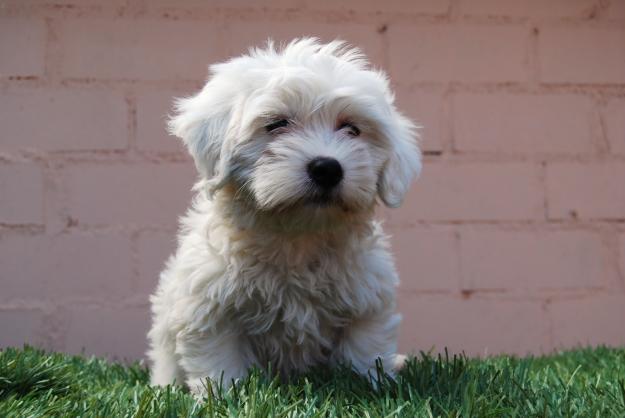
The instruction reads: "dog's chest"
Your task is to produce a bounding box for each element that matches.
[230,262,358,364]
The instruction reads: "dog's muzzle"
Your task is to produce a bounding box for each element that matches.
[307,157,343,190]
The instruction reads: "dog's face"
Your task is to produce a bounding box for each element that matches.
[170,39,421,228]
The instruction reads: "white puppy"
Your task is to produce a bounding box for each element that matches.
[147,38,421,395]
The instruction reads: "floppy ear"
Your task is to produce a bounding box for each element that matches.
[377,111,422,208]
[168,79,235,189]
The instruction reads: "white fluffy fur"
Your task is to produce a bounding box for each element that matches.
[147,38,421,395]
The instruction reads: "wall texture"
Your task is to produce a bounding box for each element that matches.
[1,0,624,362]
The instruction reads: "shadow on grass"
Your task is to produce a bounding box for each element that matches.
[199,350,521,416]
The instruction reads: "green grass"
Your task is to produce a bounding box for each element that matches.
[1,346,624,417]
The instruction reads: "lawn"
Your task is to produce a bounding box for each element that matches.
[0,346,624,417]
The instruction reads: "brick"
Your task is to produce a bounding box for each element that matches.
[58,19,224,81]
[454,93,593,155]
[0,310,47,349]
[0,164,44,224]
[390,225,460,291]
[0,18,46,77]
[456,0,598,18]
[620,233,625,283]
[4,0,127,4]
[62,163,195,226]
[388,24,528,84]
[460,228,607,290]
[392,162,544,222]
[546,162,625,220]
[222,21,386,68]
[136,230,177,297]
[0,88,127,151]
[538,27,625,84]
[148,0,298,8]
[136,88,191,153]
[604,0,625,20]
[64,306,150,361]
[303,0,449,14]
[604,99,625,155]
[398,295,550,356]
[0,233,133,303]
[394,87,446,152]
[152,0,449,16]
[551,293,625,348]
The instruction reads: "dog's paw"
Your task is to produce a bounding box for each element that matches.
[187,378,210,401]
[391,354,407,372]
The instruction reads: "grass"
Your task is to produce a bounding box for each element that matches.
[0,346,624,417]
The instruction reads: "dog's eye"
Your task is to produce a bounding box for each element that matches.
[338,122,360,137]
[265,119,290,133]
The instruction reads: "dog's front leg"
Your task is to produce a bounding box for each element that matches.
[333,310,406,379]
[176,328,252,397]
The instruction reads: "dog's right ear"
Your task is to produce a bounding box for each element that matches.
[168,79,234,188]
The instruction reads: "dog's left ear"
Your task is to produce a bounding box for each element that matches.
[377,111,422,208]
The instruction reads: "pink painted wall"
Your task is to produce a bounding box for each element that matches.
[1,0,624,362]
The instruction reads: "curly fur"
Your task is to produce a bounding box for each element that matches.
[147,38,421,395]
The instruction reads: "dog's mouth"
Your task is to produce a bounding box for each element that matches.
[248,182,357,215]
[308,192,337,207]
[263,193,351,213]
[305,193,355,213]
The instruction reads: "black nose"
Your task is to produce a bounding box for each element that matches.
[307,157,343,189]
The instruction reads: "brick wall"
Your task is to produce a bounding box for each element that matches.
[1,0,624,362]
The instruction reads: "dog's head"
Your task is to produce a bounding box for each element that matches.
[170,39,421,228]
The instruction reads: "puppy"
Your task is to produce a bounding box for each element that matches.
[147,38,421,395]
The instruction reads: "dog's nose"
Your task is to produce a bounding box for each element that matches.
[307,157,343,189]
